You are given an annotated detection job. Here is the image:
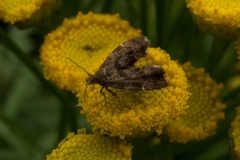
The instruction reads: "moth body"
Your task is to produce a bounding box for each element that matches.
[85,36,168,91]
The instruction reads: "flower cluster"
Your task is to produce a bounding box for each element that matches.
[163,62,225,143]
[39,12,225,158]
[41,12,190,138]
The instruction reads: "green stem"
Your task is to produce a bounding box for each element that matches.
[205,38,228,75]
[181,23,196,63]
[126,0,137,26]
[84,1,99,13]
[102,0,115,13]
[160,140,172,160]
[155,0,165,48]
[140,0,148,35]
[223,86,240,103]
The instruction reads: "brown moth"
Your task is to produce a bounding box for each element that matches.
[69,36,168,98]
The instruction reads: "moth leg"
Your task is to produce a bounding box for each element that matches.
[104,87,117,96]
[100,86,107,100]
[104,87,123,108]
[100,86,109,107]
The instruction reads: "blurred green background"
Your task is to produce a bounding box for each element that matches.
[0,0,239,159]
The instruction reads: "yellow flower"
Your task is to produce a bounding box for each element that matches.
[186,0,240,39]
[40,12,141,94]
[229,106,240,159]
[47,128,132,160]
[0,0,60,28]
[163,62,225,143]
[79,48,189,138]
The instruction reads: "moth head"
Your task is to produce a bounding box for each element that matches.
[86,75,98,85]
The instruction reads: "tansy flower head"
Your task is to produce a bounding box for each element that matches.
[163,62,225,143]
[40,12,141,94]
[46,128,132,160]
[187,0,240,39]
[229,106,240,159]
[79,47,189,138]
[0,0,60,28]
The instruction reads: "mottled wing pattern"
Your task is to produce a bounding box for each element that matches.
[104,65,168,90]
[98,36,150,71]
[87,36,168,91]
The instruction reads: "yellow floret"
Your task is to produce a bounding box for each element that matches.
[187,0,240,38]
[78,48,189,138]
[0,0,60,28]
[229,106,240,159]
[40,12,141,94]
[47,128,132,160]
[163,62,225,143]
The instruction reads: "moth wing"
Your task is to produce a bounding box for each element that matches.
[114,36,150,69]
[104,76,167,90]
[99,36,150,71]
[104,65,168,90]
[118,64,166,79]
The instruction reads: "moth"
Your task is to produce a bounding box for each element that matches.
[69,36,168,97]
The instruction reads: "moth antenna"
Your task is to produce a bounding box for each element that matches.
[67,58,91,102]
[67,58,91,76]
